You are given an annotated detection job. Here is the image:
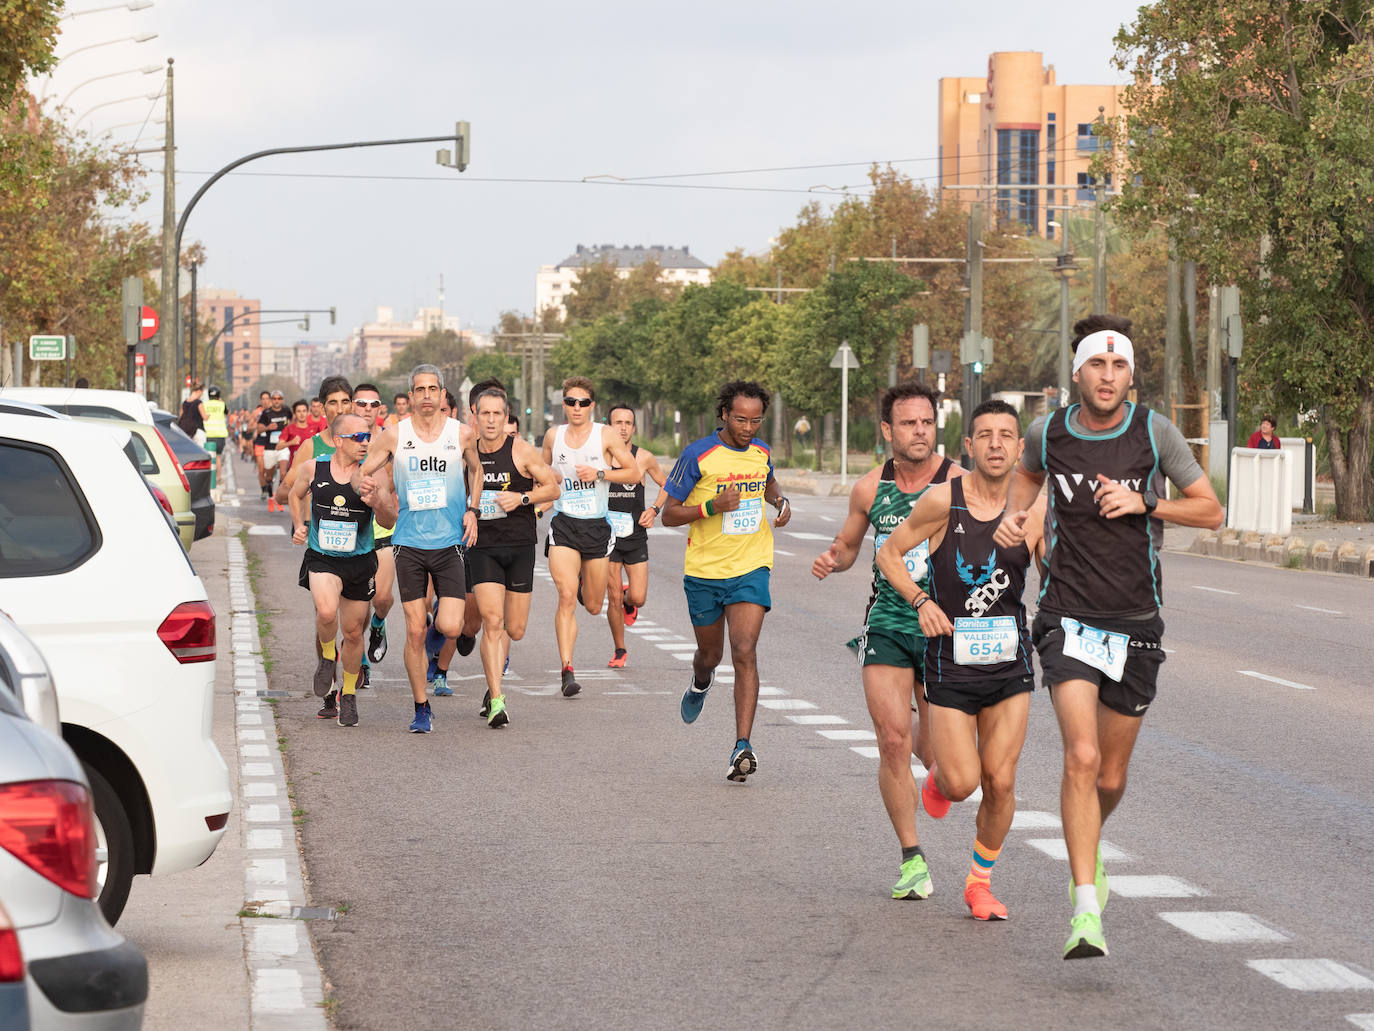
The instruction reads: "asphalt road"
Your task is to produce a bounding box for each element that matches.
[242,491,1374,1031]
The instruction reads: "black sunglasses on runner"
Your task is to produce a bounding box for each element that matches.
[563,397,593,408]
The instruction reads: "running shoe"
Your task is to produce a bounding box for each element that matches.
[561,666,581,698]
[608,648,628,668]
[359,663,370,690]
[337,693,359,728]
[316,691,338,720]
[456,633,476,657]
[680,670,713,724]
[1067,847,1110,912]
[486,694,509,729]
[424,620,445,663]
[1063,912,1108,960]
[408,701,433,734]
[425,653,440,683]
[367,619,388,663]
[480,688,491,718]
[921,766,952,819]
[313,653,336,698]
[964,881,1008,920]
[431,673,453,697]
[892,854,933,900]
[727,739,757,783]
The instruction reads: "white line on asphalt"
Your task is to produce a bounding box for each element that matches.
[1025,838,1130,862]
[1246,959,1374,991]
[784,532,835,541]
[1346,1014,1374,1030]
[785,714,849,725]
[1109,875,1207,898]
[1192,585,1239,595]
[816,515,836,523]
[816,729,877,741]
[246,524,287,536]
[246,804,281,823]
[774,549,795,556]
[758,698,819,710]
[1009,810,1061,830]
[239,729,266,741]
[758,686,786,696]
[1159,911,1290,943]
[851,746,881,758]
[1295,604,1343,614]
[239,744,270,758]
[253,969,305,1014]
[1238,670,1315,691]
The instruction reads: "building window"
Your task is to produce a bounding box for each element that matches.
[995,128,1039,231]
[1077,123,1109,152]
[223,307,234,328]
[1047,112,1055,121]
[1076,172,1112,203]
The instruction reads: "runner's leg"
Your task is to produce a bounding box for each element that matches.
[1095,705,1145,825]
[863,664,922,849]
[927,704,982,802]
[579,555,609,616]
[401,597,431,704]
[1053,678,1103,890]
[548,545,583,667]
[474,582,508,700]
[723,601,766,742]
[623,558,648,609]
[974,691,1031,851]
[606,560,627,653]
[338,598,369,683]
[308,572,343,652]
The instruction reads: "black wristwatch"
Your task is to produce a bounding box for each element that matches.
[596,469,605,482]
[1141,488,1159,514]
[911,594,931,612]
[520,493,530,506]
[466,505,481,517]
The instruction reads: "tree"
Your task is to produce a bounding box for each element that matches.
[465,350,520,390]
[645,280,756,420]
[548,298,664,405]
[561,258,681,326]
[0,1,60,102]
[385,329,468,385]
[1108,0,1374,517]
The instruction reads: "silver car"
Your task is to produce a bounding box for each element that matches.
[0,629,146,1028]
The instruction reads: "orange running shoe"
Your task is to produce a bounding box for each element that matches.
[921,764,952,819]
[964,881,1008,921]
[608,648,628,668]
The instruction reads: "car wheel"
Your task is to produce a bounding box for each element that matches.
[82,762,135,926]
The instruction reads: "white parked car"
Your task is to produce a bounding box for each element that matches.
[0,414,231,924]
[0,388,155,426]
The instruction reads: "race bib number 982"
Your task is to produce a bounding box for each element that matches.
[406,477,446,512]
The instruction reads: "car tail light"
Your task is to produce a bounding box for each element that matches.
[0,901,21,982]
[150,484,174,516]
[0,780,98,900]
[154,428,192,493]
[183,458,211,471]
[205,812,228,831]
[158,601,216,663]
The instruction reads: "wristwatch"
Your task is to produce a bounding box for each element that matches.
[520,493,530,506]
[1141,488,1159,514]
[596,469,606,482]
[911,594,931,612]
[774,495,790,511]
[466,505,481,517]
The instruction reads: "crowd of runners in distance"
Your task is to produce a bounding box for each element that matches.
[252,311,1223,961]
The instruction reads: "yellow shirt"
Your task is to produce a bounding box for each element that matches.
[666,430,774,580]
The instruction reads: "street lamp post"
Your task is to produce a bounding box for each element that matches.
[59,1,153,20]
[73,89,160,126]
[829,339,860,485]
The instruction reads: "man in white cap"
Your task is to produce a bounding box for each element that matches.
[993,313,1222,961]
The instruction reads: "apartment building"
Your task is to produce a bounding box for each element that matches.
[536,244,711,322]
[196,288,261,398]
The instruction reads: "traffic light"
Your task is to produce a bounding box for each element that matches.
[973,361,984,375]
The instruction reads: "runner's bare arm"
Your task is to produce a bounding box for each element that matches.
[993,462,1046,548]
[763,476,792,528]
[876,484,950,599]
[812,472,877,579]
[1094,472,1223,529]
[540,427,555,466]
[497,440,561,511]
[639,451,670,527]
[372,464,398,530]
[600,427,639,484]
[289,466,312,544]
[359,425,397,478]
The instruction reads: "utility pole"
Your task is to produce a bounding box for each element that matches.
[961,202,984,438]
[1165,239,1180,414]
[1093,179,1107,313]
[1055,215,1073,406]
[157,58,175,408]
[188,261,197,382]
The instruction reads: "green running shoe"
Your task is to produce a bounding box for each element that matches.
[486,694,509,729]
[892,854,933,900]
[1068,846,1110,912]
[1063,911,1108,960]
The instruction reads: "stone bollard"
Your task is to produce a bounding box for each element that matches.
[1364,546,1374,578]
[1241,531,1263,562]
[1336,542,1360,575]
[1264,535,1285,565]
[1309,540,1333,572]
[1283,538,1307,569]
[1194,529,1220,556]
[1219,528,1242,560]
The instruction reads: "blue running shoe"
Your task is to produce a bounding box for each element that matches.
[426,653,440,682]
[409,701,433,734]
[727,739,758,783]
[430,673,453,697]
[425,621,445,662]
[680,669,714,724]
[502,655,510,677]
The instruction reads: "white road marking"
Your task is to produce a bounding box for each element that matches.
[1192,584,1238,594]
[850,746,881,759]
[239,729,266,741]
[1247,959,1374,991]
[655,642,693,651]
[1110,875,1207,898]
[242,783,277,798]
[1238,670,1315,691]
[246,524,287,536]
[786,714,849,725]
[1159,911,1290,943]
[758,686,786,696]
[816,729,877,741]
[1025,838,1130,862]
[1346,1014,1374,1030]
[1296,604,1343,615]
[816,515,836,523]
[1009,810,1061,830]
[774,549,795,556]
[241,763,273,778]
[247,829,284,850]
[759,698,818,711]
[246,804,281,823]
[646,527,682,536]
[784,532,835,541]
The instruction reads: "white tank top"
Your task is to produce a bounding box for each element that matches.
[392,417,467,547]
[551,422,609,520]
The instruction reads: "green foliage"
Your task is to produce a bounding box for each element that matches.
[0,1,61,102]
[549,297,666,406]
[465,350,519,390]
[562,258,680,325]
[645,280,755,416]
[385,329,469,384]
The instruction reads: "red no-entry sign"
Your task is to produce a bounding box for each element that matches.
[139,305,159,341]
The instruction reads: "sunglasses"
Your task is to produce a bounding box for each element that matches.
[354,399,382,409]
[563,397,593,408]
[337,431,371,443]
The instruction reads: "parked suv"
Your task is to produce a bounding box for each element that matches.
[0,414,231,924]
[0,387,154,425]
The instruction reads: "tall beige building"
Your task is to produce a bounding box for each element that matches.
[196,289,261,400]
[938,52,1124,238]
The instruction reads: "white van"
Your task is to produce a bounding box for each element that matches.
[0,387,156,425]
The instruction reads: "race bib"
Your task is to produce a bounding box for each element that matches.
[875,532,929,583]
[953,616,1018,666]
[561,486,599,518]
[406,477,446,512]
[1061,616,1129,681]
[268,429,281,445]
[608,510,634,538]
[318,519,358,554]
[722,497,763,535]
[478,489,507,520]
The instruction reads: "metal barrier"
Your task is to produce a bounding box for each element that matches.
[1226,447,1292,535]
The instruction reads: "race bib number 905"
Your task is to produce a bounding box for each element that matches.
[1060,616,1129,681]
[722,497,763,535]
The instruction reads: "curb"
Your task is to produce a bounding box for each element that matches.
[1188,528,1374,578]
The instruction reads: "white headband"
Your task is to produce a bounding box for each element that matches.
[1072,330,1134,375]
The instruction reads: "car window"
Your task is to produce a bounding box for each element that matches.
[0,440,101,577]
[48,403,132,420]
[125,432,159,475]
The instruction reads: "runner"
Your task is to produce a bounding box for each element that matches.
[357,364,482,734]
[391,392,411,425]
[665,380,791,782]
[290,411,396,728]
[278,400,316,469]
[877,399,1045,921]
[277,377,355,512]
[603,403,668,668]
[255,390,291,509]
[468,388,561,727]
[993,315,1223,959]
[203,386,228,499]
[177,380,207,446]
[811,381,962,897]
[352,383,398,691]
[540,377,638,697]
[308,398,328,434]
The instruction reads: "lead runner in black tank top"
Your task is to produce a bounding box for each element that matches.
[472,434,536,549]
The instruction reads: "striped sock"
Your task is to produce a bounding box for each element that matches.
[966,839,1001,888]
[320,639,337,661]
[341,670,358,696]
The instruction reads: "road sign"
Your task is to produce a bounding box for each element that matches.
[134,353,146,367]
[139,305,159,341]
[29,335,66,361]
[931,349,953,374]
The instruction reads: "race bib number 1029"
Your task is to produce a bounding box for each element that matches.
[1060,616,1129,681]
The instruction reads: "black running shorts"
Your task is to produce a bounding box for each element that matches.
[1032,611,1166,717]
[298,549,377,603]
[394,544,468,603]
[467,545,536,593]
[609,540,648,565]
[544,511,613,560]
[924,674,1034,715]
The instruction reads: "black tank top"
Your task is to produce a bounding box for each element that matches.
[179,398,204,435]
[472,435,535,548]
[307,458,374,557]
[925,478,1032,684]
[607,444,646,546]
[1039,403,1162,619]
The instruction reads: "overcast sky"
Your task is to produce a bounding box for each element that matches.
[43,0,1149,345]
